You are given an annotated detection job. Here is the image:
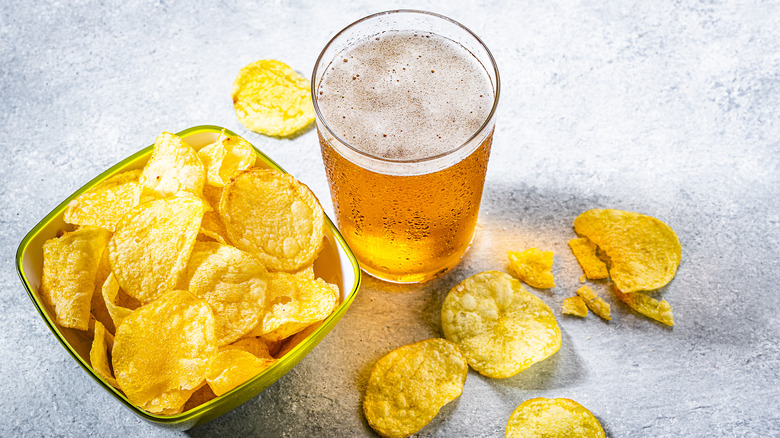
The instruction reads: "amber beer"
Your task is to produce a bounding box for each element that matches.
[312,11,500,283]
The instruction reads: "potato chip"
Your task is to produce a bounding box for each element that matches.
[178,241,268,346]
[206,350,275,396]
[574,209,681,293]
[505,398,605,438]
[198,136,256,187]
[220,337,272,359]
[576,286,611,321]
[232,60,314,137]
[562,296,588,317]
[89,320,119,388]
[250,272,337,342]
[63,170,142,232]
[220,169,324,272]
[202,184,223,210]
[199,210,229,245]
[363,338,467,438]
[615,288,674,326]
[113,290,217,412]
[182,384,217,412]
[101,273,133,329]
[441,271,561,379]
[139,132,205,198]
[91,249,115,333]
[40,226,111,330]
[109,196,205,304]
[507,248,555,289]
[568,237,609,280]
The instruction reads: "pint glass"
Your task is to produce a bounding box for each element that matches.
[312,10,500,283]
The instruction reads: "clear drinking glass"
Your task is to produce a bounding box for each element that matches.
[312,10,500,283]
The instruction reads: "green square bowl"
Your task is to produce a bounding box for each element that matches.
[15,125,362,430]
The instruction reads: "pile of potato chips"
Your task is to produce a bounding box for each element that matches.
[40,131,338,415]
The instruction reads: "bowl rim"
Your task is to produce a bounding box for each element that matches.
[15,125,362,425]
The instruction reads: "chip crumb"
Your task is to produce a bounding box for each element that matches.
[568,237,609,280]
[507,248,555,289]
[562,296,588,317]
[576,285,611,321]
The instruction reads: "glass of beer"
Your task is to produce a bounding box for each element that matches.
[312,10,500,283]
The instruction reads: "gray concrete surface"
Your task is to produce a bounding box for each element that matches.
[1,0,779,436]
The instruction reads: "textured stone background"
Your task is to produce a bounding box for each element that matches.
[1,0,778,436]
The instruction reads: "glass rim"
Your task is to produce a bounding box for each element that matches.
[311,9,501,165]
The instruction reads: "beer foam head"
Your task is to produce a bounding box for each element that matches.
[317,31,495,163]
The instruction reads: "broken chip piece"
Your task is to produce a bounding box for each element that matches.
[576,285,611,321]
[507,248,556,289]
[562,296,588,317]
[567,237,609,280]
[615,288,674,326]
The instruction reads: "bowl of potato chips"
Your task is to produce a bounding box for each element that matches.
[15,125,361,429]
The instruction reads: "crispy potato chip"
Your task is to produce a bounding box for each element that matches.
[199,210,229,245]
[232,59,314,137]
[202,184,223,210]
[250,272,337,342]
[576,286,611,321]
[206,350,275,396]
[63,170,142,232]
[568,237,609,280]
[615,288,674,326]
[364,338,468,438]
[505,398,605,438]
[109,196,205,304]
[113,290,217,411]
[139,132,205,198]
[91,249,115,333]
[178,241,268,346]
[562,296,588,317]
[441,271,561,379]
[198,136,256,187]
[90,320,119,388]
[508,248,555,289]
[40,226,111,330]
[293,264,315,280]
[101,273,133,329]
[574,209,681,293]
[220,169,324,272]
[220,337,272,359]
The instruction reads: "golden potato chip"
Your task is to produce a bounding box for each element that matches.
[202,184,223,210]
[198,136,256,187]
[232,59,314,137]
[101,273,135,329]
[615,288,674,326]
[505,398,605,438]
[562,296,588,317]
[40,226,111,330]
[178,241,268,346]
[199,210,229,245]
[220,169,324,272]
[220,337,272,359]
[63,170,142,232]
[508,248,555,289]
[441,271,561,379]
[139,132,205,198]
[576,286,611,321]
[113,290,217,412]
[206,350,275,396]
[250,272,337,342]
[574,209,681,293]
[293,264,315,280]
[109,196,205,304]
[568,237,608,280]
[91,249,115,333]
[90,320,119,388]
[363,338,468,438]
